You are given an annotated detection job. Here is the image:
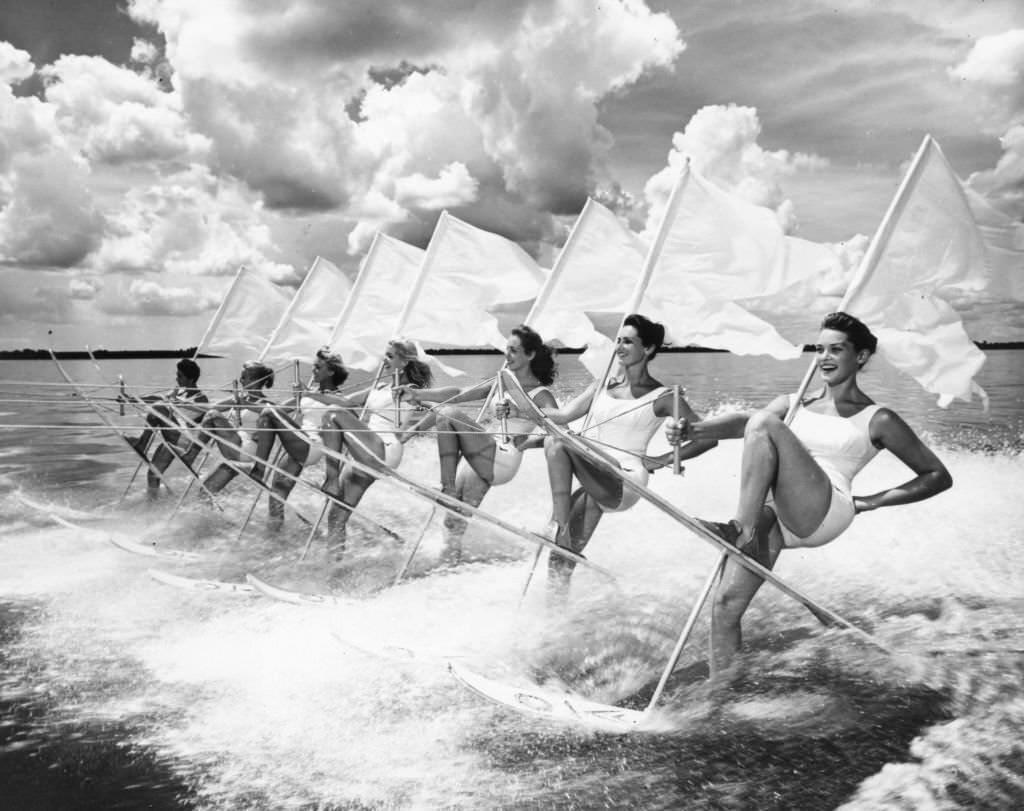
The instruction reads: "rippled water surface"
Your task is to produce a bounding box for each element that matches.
[1,354,1022,809]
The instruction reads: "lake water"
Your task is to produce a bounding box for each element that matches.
[1,352,1022,810]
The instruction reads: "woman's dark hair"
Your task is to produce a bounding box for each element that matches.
[622,313,667,358]
[511,324,556,386]
[176,358,201,383]
[315,347,349,390]
[821,311,877,355]
[240,360,275,389]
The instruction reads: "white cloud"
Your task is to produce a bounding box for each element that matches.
[101,277,222,316]
[40,54,210,165]
[131,38,161,66]
[394,162,478,210]
[69,277,102,300]
[0,79,101,267]
[642,104,829,236]
[89,165,296,282]
[0,42,34,85]
[952,30,1024,216]
[126,0,684,247]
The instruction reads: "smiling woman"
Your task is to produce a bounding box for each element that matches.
[666,310,954,685]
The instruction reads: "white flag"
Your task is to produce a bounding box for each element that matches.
[399,211,546,351]
[844,136,989,406]
[329,233,426,372]
[631,165,840,361]
[527,198,647,350]
[192,266,290,367]
[259,256,352,364]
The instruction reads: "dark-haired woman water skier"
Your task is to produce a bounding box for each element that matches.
[666,311,953,684]
[503,313,718,597]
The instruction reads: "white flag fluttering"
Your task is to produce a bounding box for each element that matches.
[527,198,647,349]
[259,256,352,364]
[328,233,425,372]
[843,135,989,407]
[965,185,1024,301]
[631,165,841,362]
[192,266,291,367]
[399,211,546,352]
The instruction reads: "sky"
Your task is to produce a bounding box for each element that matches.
[0,0,1022,351]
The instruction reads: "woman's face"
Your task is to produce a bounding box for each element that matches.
[312,357,332,385]
[383,346,401,373]
[815,328,863,385]
[239,370,266,391]
[615,325,648,368]
[505,335,532,372]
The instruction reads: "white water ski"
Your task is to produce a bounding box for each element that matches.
[331,628,469,665]
[147,568,256,594]
[109,534,204,562]
[449,662,649,733]
[15,492,112,522]
[245,573,355,607]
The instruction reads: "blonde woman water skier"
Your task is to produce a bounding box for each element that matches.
[318,338,432,554]
[665,311,953,685]
[397,325,558,563]
[501,313,718,597]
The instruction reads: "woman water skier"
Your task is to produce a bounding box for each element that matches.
[397,325,558,563]
[665,311,953,684]
[121,358,208,499]
[197,361,277,495]
[247,347,350,531]
[501,313,718,597]
[319,338,432,554]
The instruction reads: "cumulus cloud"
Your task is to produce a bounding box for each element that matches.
[69,277,102,299]
[101,277,222,316]
[0,42,34,85]
[131,38,160,66]
[40,54,210,165]
[642,104,830,237]
[89,165,296,282]
[0,73,102,267]
[952,30,1024,217]
[126,0,684,249]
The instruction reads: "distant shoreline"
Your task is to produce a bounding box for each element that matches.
[3,341,1022,360]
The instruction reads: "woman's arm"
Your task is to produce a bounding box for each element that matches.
[854,409,953,513]
[398,379,492,406]
[665,393,790,444]
[646,391,718,469]
[535,383,596,425]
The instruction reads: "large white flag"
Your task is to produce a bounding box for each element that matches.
[399,211,546,351]
[327,233,426,372]
[259,256,352,364]
[843,135,989,406]
[527,198,647,350]
[629,165,841,362]
[192,266,290,367]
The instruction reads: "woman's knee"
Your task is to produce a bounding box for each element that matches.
[544,435,568,460]
[712,583,750,626]
[436,405,464,430]
[744,409,783,441]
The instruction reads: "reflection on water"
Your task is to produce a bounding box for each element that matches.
[1,355,1023,809]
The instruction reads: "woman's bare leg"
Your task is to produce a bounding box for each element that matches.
[710,409,835,681]
[441,464,491,565]
[435,406,495,492]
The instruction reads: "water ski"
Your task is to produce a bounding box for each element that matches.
[331,628,469,665]
[109,534,203,562]
[147,568,255,594]
[245,573,355,607]
[448,662,649,733]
